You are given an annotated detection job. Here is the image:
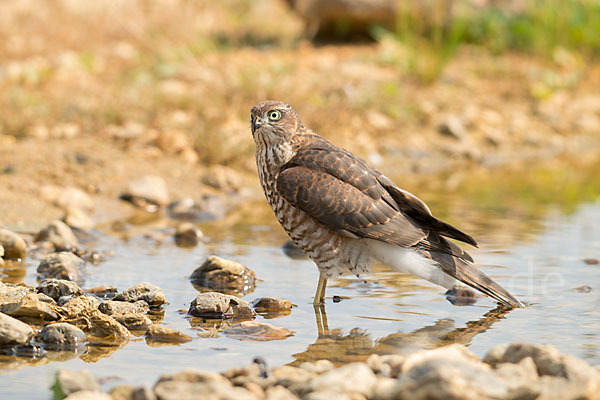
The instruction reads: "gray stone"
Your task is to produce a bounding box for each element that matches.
[174,223,202,247]
[99,300,149,317]
[145,324,192,345]
[37,278,84,301]
[114,282,165,306]
[37,252,85,283]
[115,313,153,332]
[188,292,255,319]
[0,311,33,345]
[306,363,377,397]
[0,229,28,259]
[36,220,81,252]
[36,322,87,350]
[52,370,99,398]
[190,256,256,296]
[1,293,60,322]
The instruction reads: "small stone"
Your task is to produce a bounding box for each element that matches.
[85,286,118,298]
[0,229,28,259]
[156,369,230,385]
[298,360,335,375]
[37,278,84,301]
[153,381,257,400]
[64,391,112,400]
[37,252,85,284]
[166,197,222,222]
[572,285,592,293]
[224,321,293,341]
[36,322,87,351]
[145,324,192,345]
[120,175,169,210]
[201,165,243,192]
[99,300,149,316]
[583,258,599,265]
[131,386,157,400]
[307,363,378,397]
[113,282,165,306]
[52,370,99,399]
[40,185,94,211]
[36,220,81,252]
[265,386,299,400]
[304,391,354,400]
[63,207,95,230]
[190,256,256,296]
[59,296,101,318]
[66,310,129,344]
[174,223,202,247]
[270,365,315,389]
[0,282,32,305]
[115,313,153,332]
[0,311,33,345]
[155,130,191,153]
[251,297,292,313]
[188,292,255,319]
[1,292,60,322]
[438,115,467,141]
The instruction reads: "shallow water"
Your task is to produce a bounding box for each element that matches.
[1,160,600,399]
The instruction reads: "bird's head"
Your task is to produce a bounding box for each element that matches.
[250,100,300,146]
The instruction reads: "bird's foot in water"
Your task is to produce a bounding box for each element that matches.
[445,287,479,306]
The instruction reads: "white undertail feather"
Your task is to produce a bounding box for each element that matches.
[364,239,466,290]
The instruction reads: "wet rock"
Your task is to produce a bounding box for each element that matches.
[37,252,85,284]
[387,344,509,400]
[99,300,149,317]
[201,165,243,192]
[40,185,94,212]
[67,310,129,344]
[174,222,202,247]
[251,297,292,318]
[120,175,169,211]
[0,311,33,345]
[114,282,165,306]
[483,342,598,382]
[63,207,95,231]
[306,362,377,398]
[59,296,101,318]
[190,256,256,296]
[572,285,592,293]
[1,293,60,322]
[0,229,28,259]
[583,258,599,265]
[64,391,112,400]
[145,324,192,345]
[115,313,153,332]
[85,286,118,298]
[282,240,307,260]
[52,370,100,399]
[188,292,255,319]
[36,322,87,351]
[37,278,84,301]
[0,282,32,305]
[224,321,293,342]
[36,220,81,252]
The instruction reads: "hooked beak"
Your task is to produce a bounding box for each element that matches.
[252,117,263,133]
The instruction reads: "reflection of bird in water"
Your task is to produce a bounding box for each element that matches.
[291,304,512,365]
[251,100,522,307]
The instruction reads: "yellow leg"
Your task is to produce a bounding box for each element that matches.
[313,274,328,305]
[313,302,329,336]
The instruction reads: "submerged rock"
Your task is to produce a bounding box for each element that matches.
[251,297,292,318]
[98,300,149,317]
[52,370,99,399]
[115,313,152,332]
[36,322,87,351]
[113,282,165,306]
[37,252,85,284]
[1,293,60,322]
[0,229,28,259]
[145,324,192,345]
[224,321,293,342]
[188,292,255,319]
[174,222,203,247]
[0,311,33,345]
[37,279,84,301]
[190,256,256,296]
[36,220,81,252]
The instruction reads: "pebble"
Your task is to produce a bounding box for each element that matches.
[63,207,95,231]
[224,321,293,341]
[0,229,28,259]
[52,370,100,399]
[1,292,60,322]
[145,324,193,345]
[582,258,599,265]
[201,165,243,192]
[120,175,169,210]
[37,278,84,301]
[188,292,255,319]
[166,197,223,222]
[85,286,118,298]
[190,255,256,296]
[113,282,165,306]
[0,282,32,305]
[437,115,467,141]
[59,296,101,318]
[64,391,112,400]
[0,311,33,345]
[40,185,94,212]
[99,300,149,317]
[174,222,203,247]
[36,220,81,252]
[66,310,129,344]
[37,252,85,284]
[306,363,377,397]
[36,322,87,351]
[250,297,293,318]
[115,313,153,332]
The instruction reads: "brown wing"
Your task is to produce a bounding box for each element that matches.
[277,137,476,260]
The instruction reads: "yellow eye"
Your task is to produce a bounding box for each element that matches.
[268,110,282,121]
